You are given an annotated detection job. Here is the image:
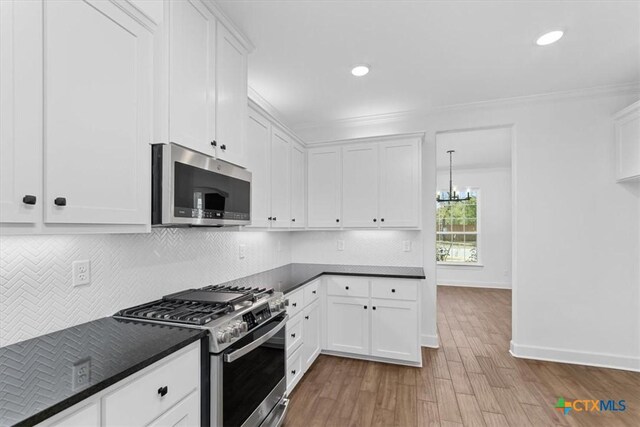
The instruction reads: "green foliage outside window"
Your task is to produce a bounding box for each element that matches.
[436,191,478,263]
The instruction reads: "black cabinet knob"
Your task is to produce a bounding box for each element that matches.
[392,289,396,293]
[22,195,37,205]
[291,370,296,375]
[268,217,272,221]
[373,218,377,222]
[305,315,309,320]
[273,217,277,221]
[336,218,340,222]
[364,305,367,309]
[54,197,66,206]
[211,140,217,147]
[220,144,227,150]
[381,218,385,222]
[291,333,296,338]
[292,218,296,222]
[373,307,377,310]
[157,386,168,397]
[345,286,349,290]
[312,290,316,294]
[292,302,297,307]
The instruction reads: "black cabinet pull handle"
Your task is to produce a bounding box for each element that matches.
[392,289,396,293]
[364,305,367,309]
[220,144,227,150]
[22,195,36,205]
[373,218,377,222]
[291,333,296,338]
[292,302,297,307]
[211,140,217,147]
[158,386,168,397]
[54,197,66,206]
[345,286,349,290]
[291,370,296,375]
[305,315,309,320]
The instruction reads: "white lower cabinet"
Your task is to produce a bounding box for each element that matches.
[326,296,370,356]
[36,341,201,427]
[286,345,304,393]
[370,299,419,362]
[302,300,320,370]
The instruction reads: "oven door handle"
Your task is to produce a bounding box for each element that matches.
[223,314,289,363]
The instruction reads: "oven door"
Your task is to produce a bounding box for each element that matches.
[214,314,288,427]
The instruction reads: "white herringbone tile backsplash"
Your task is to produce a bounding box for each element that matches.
[0,229,291,347]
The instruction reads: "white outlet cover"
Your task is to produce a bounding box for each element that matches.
[337,240,345,251]
[239,244,246,259]
[72,260,91,287]
[402,241,412,252]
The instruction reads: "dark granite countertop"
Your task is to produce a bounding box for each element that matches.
[216,263,426,295]
[0,317,206,427]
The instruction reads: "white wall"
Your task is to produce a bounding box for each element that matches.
[297,88,640,371]
[0,229,291,346]
[290,230,422,266]
[437,167,512,289]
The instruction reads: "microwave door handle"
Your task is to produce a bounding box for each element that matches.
[223,315,289,363]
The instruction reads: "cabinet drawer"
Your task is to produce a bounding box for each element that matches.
[103,342,200,426]
[371,279,418,301]
[287,289,304,318]
[286,345,304,392]
[304,280,319,305]
[326,276,369,297]
[286,313,304,354]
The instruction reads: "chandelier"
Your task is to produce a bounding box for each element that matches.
[436,150,471,203]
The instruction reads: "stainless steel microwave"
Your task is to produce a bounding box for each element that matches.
[151,143,251,227]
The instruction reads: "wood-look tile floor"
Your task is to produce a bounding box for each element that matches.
[282,286,640,427]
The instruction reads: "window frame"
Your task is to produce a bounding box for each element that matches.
[436,188,481,266]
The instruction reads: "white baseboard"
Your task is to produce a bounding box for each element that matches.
[438,281,511,289]
[510,341,640,372]
[421,334,440,348]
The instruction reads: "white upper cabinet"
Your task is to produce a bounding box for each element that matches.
[290,142,307,228]
[614,101,640,182]
[379,137,421,228]
[0,0,42,224]
[307,147,342,228]
[270,127,291,229]
[168,0,216,156]
[246,107,271,228]
[43,0,153,225]
[214,23,248,166]
[342,143,379,228]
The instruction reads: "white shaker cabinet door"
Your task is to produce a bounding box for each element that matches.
[43,0,153,225]
[326,296,370,356]
[169,0,216,156]
[302,299,320,371]
[0,0,42,224]
[370,298,420,363]
[290,141,306,228]
[378,138,421,228]
[270,127,291,229]
[342,143,379,228]
[307,147,341,228]
[246,107,271,228]
[215,23,248,167]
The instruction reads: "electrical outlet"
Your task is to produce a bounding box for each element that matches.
[403,240,412,252]
[337,240,345,251]
[72,358,91,390]
[239,244,246,259]
[72,260,91,286]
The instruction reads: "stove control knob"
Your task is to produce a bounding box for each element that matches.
[231,324,241,338]
[279,299,286,310]
[217,330,231,344]
[239,321,249,333]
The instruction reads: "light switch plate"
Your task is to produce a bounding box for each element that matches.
[239,244,246,259]
[402,241,411,252]
[72,260,91,286]
[337,240,345,251]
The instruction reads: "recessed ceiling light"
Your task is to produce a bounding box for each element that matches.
[351,65,370,77]
[536,30,564,46]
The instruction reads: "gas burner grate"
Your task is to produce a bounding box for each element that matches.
[202,284,274,299]
[115,299,232,325]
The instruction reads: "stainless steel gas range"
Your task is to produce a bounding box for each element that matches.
[114,284,289,427]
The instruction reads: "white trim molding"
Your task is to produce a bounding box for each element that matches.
[437,281,511,289]
[510,341,640,372]
[421,334,440,348]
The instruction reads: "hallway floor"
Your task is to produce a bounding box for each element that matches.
[282,286,640,426]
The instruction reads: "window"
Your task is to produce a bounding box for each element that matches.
[436,190,479,264]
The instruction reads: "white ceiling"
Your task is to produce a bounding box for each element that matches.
[436,127,511,170]
[218,0,640,130]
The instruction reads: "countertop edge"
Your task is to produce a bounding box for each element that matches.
[13,330,207,427]
[283,270,426,294]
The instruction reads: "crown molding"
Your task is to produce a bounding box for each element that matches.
[248,87,306,146]
[292,81,640,133]
[305,131,425,147]
[204,1,255,52]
